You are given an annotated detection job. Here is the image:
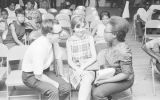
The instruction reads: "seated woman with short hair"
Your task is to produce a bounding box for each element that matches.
[92,16,134,100]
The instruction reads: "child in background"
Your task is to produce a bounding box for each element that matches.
[25,0,41,30]
[3,8,25,48]
[0,9,9,43]
[5,0,16,25]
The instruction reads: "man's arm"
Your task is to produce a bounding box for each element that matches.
[33,44,59,88]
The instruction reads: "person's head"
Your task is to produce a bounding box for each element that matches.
[143,1,150,10]
[15,8,25,23]
[25,0,35,10]
[8,0,16,11]
[71,16,86,37]
[1,9,8,19]
[104,16,129,43]
[100,11,110,24]
[41,19,60,43]
[40,0,50,10]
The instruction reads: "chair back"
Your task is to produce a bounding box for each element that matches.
[56,13,70,21]
[145,20,160,29]
[143,20,160,43]
[59,20,71,28]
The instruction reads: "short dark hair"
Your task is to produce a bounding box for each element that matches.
[108,16,129,42]
[26,0,35,5]
[41,19,54,35]
[15,8,25,16]
[100,11,110,20]
[1,9,8,15]
[8,0,16,7]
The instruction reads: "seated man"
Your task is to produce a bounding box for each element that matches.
[142,38,160,73]
[22,19,71,100]
[135,2,150,41]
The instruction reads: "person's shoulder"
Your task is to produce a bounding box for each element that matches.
[118,43,131,54]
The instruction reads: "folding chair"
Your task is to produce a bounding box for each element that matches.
[150,58,160,96]
[0,43,8,93]
[59,20,71,28]
[5,45,41,100]
[56,13,70,21]
[143,20,160,44]
[60,9,72,16]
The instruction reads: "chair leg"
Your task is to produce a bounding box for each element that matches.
[130,87,133,94]
[152,65,156,96]
[69,91,72,100]
[39,94,41,100]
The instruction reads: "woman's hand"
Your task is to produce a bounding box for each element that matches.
[76,68,83,76]
[94,79,105,86]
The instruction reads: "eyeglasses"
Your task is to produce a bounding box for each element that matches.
[104,31,118,35]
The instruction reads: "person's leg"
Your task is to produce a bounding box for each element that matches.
[92,79,134,100]
[22,72,59,100]
[50,0,57,8]
[78,71,95,100]
[45,71,71,99]
[135,21,144,41]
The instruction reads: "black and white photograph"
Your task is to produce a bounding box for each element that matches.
[0,0,160,100]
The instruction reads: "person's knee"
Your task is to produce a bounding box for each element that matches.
[45,87,59,98]
[92,88,106,100]
[81,71,95,84]
[59,83,71,95]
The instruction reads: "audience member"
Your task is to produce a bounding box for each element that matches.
[25,0,41,30]
[22,19,71,100]
[5,0,16,25]
[67,15,97,100]
[92,16,134,100]
[3,8,25,48]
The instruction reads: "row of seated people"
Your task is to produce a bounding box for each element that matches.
[0,0,111,49]
[0,2,134,100]
[135,1,160,41]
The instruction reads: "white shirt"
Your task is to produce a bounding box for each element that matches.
[22,36,54,75]
[136,8,149,22]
